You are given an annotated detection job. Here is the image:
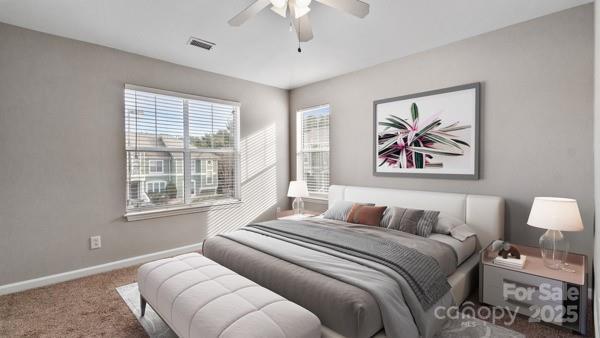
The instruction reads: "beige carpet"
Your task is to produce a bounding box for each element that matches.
[0,266,146,337]
[0,265,594,337]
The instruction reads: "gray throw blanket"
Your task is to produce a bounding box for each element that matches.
[248,220,450,310]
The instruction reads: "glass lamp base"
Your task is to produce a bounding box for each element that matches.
[292,197,304,215]
[539,229,568,270]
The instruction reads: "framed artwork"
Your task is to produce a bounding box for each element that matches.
[373,83,480,179]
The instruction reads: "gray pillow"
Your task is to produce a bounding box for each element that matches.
[416,210,440,237]
[323,201,373,221]
[384,207,424,234]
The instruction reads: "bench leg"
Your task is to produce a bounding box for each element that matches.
[140,295,147,317]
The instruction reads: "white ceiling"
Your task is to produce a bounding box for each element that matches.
[0,0,591,89]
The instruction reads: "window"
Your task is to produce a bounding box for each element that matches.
[148,160,164,174]
[297,105,330,197]
[125,85,240,215]
[146,181,167,193]
[206,160,215,185]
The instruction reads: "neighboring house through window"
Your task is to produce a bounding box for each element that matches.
[146,181,166,193]
[297,105,330,198]
[190,179,196,197]
[206,160,215,185]
[148,159,164,174]
[125,85,240,215]
[129,181,140,199]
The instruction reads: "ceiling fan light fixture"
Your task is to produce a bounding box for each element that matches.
[270,0,287,8]
[294,5,310,18]
[228,0,370,46]
[295,0,312,8]
[270,4,288,17]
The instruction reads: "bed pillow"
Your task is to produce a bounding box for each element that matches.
[434,213,464,234]
[450,224,477,242]
[346,204,387,227]
[323,200,374,221]
[383,207,424,234]
[416,210,440,237]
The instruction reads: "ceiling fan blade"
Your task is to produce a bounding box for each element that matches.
[228,0,272,26]
[290,4,314,42]
[314,0,369,18]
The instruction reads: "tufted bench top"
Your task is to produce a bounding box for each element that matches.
[137,253,321,338]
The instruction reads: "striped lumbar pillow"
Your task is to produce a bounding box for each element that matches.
[416,210,440,237]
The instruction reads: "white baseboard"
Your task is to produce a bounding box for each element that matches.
[0,242,203,296]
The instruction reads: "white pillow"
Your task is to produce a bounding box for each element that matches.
[322,200,355,221]
[450,224,477,242]
[433,213,464,234]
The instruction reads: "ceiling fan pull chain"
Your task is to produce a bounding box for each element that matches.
[297,17,302,53]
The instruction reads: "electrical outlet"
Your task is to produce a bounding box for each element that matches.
[90,236,101,250]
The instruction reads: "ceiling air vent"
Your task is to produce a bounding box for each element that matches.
[188,37,215,51]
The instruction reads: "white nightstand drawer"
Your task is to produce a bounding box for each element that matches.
[482,265,565,323]
[479,242,587,334]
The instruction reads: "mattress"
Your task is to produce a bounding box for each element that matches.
[203,219,468,338]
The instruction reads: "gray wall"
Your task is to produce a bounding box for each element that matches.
[0,23,289,285]
[291,5,595,275]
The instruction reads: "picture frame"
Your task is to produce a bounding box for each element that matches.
[373,83,480,179]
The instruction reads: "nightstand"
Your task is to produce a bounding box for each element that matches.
[276,209,320,220]
[479,242,587,335]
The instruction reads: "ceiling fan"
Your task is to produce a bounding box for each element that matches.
[228,0,369,50]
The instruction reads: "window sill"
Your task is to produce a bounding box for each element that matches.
[124,199,242,221]
[304,195,328,205]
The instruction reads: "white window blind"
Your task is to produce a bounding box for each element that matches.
[124,85,240,214]
[297,105,330,197]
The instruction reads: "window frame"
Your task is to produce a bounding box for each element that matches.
[148,159,164,174]
[124,84,242,221]
[296,104,331,201]
[205,160,215,186]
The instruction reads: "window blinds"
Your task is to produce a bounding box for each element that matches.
[124,85,240,213]
[298,105,330,196]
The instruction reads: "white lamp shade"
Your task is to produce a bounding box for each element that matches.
[527,197,584,231]
[287,181,309,198]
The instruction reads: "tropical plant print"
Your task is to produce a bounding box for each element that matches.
[378,103,471,169]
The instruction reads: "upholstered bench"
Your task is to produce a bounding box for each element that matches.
[137,253,321,338]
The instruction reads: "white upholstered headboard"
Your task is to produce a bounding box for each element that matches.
[329,185,505,248]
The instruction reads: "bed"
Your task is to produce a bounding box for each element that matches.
[203,185,505,338]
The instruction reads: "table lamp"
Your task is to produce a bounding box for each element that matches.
[527,197,584,270]
[287,181,309,215]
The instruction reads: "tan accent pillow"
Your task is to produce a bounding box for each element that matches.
[346,204,388,227]
[323,201,374,221]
